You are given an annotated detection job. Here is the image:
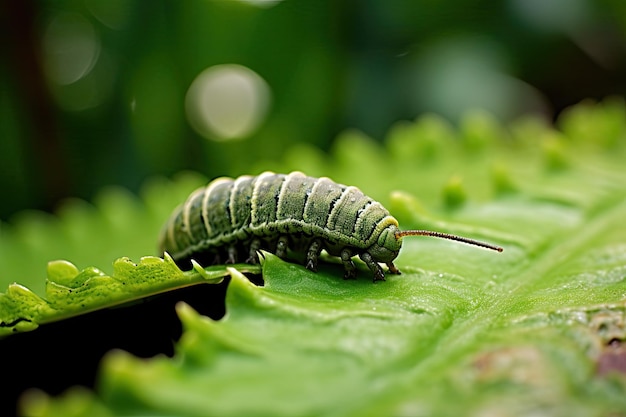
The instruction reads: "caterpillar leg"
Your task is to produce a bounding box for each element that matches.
[225,246,237,264]
[360,252,385,282]
[340,248,357,280]
[305,239,323,272]
[246,238,262,264]
[275,236,289,259]
[386,261,401,275]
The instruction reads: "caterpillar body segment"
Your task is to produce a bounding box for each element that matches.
[159,172,503,282]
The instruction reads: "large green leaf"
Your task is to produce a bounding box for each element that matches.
[4,100,626,416]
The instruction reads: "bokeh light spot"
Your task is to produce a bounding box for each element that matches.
[41,12,100,86]
[185,64,271,141]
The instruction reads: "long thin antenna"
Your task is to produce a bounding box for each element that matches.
[395,230,503,252]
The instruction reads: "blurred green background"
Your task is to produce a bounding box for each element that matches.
[1,0,625,222]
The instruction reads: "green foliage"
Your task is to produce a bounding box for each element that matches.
[2,99,626,416]
[0,256,259,336]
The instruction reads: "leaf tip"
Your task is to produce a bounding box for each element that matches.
[163,251,175,264]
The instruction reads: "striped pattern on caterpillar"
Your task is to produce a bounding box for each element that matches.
[159,172,502,282]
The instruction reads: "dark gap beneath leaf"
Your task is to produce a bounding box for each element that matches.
[245,272,264,286]
[0,279,232,417]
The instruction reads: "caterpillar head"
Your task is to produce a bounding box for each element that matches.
[367,224,402,263]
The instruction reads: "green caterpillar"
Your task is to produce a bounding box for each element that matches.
[159,172,503,282]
